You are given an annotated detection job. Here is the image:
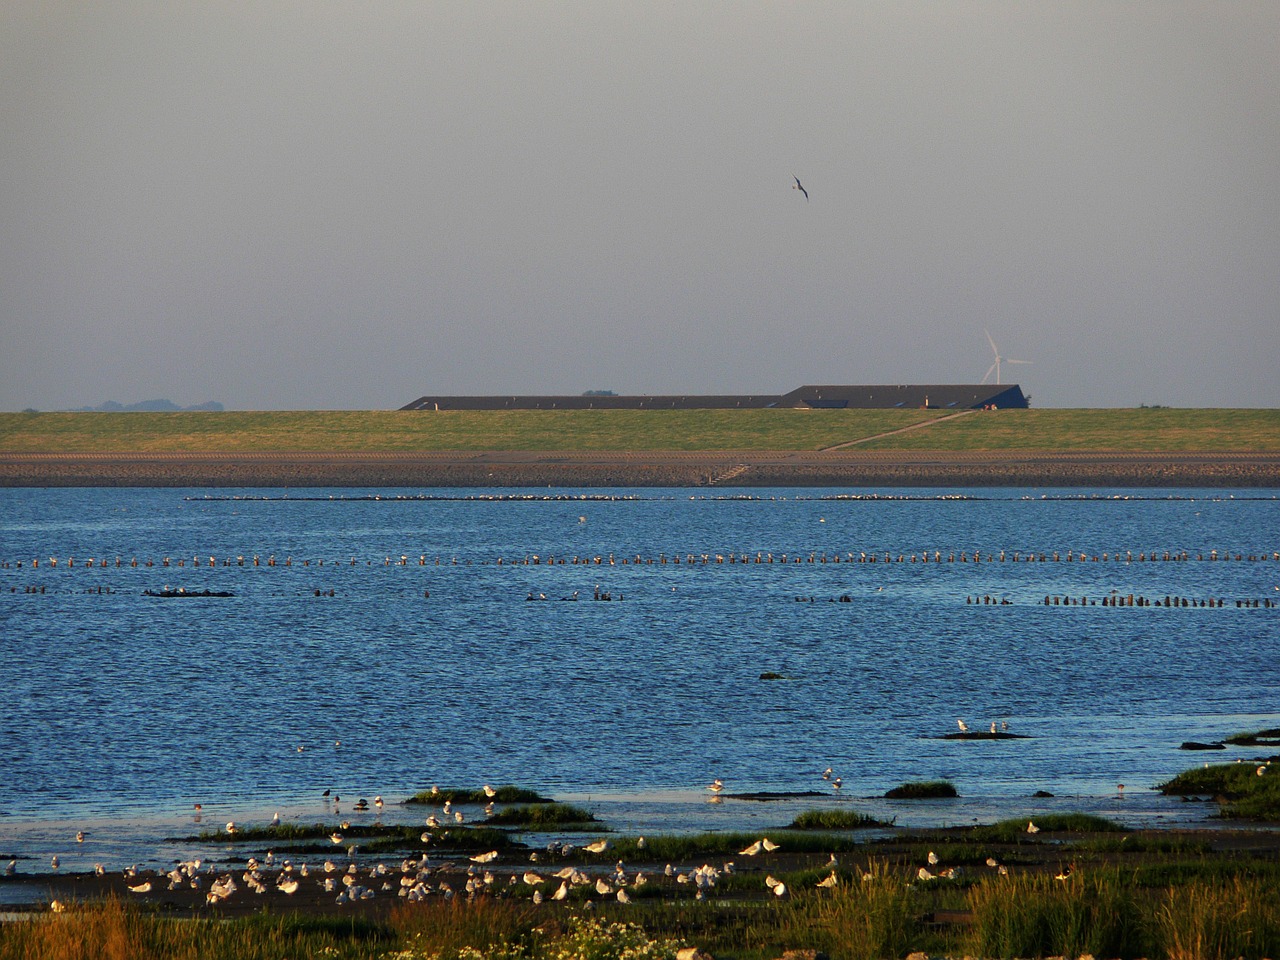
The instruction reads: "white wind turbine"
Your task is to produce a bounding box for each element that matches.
[982,330,1032,385]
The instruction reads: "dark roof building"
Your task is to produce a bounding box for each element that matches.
[399,394,780,411]
[401,384,1028,411]
[776,384,1029,410]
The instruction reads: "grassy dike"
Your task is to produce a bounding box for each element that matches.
[2,407,1279,454]
[0,409,945,453]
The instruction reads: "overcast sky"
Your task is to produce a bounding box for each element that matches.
[3,3,1277,410]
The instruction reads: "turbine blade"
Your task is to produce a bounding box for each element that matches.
[983,361,998,384]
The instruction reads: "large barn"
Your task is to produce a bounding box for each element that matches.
[400,384,1029,411]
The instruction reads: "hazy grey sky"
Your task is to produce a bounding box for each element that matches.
[3,2,1277,410]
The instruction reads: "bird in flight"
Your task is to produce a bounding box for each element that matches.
[793,175,808,201]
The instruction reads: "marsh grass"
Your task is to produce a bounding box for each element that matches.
[1135,858,1280,887]
[607,831,869,861]
[9,869,1280,960]
[195,822,428,842]
[1159,762,1280,819]
[884,840,1004,868]
[1157,877,1280,960]
[1160,763,1260,794]
[799,860,919,960]
[969,813,1124,843]
[1067,834,1212,856]
[788,809,893,830]
[964,870,1145,959]
[884,780,957,799]
[0,898,387,960]
[387,898,544,957]
[1223,727,1280,746]
[485,804,602,829]
[187,823,518,856]
[189,822,334,842]
[406,786,552,805]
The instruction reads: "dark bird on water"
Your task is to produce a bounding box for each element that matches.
[793,176,808,201]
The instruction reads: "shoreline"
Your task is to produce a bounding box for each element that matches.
[3,451,1280,487]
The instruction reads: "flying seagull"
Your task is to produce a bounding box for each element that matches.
[793,176,808,201]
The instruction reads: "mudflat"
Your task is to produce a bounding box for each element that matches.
[2,450,1279,487]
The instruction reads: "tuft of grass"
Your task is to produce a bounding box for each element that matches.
[485,803,602,829]
[237,910,389,942]
[1156,877,1280,960]
[0,897,392,960]
[789,809,895,830]
[885,780,958,799]
[799,860,920,960]
[965,869,1146,959]
[405,785,553,805]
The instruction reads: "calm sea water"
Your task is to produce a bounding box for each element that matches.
[1,486,1278,874]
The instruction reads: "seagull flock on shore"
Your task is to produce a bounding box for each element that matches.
[32,728,1149,914]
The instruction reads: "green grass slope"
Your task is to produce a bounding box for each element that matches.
[0,409,945,453]
[1,407,1276,454]
[859,408,1280,452]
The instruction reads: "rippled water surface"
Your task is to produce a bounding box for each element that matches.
[2,487,1278,869]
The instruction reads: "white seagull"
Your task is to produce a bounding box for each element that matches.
[792,176,808,201]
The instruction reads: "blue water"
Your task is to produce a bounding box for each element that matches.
[1,487,1278,873]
